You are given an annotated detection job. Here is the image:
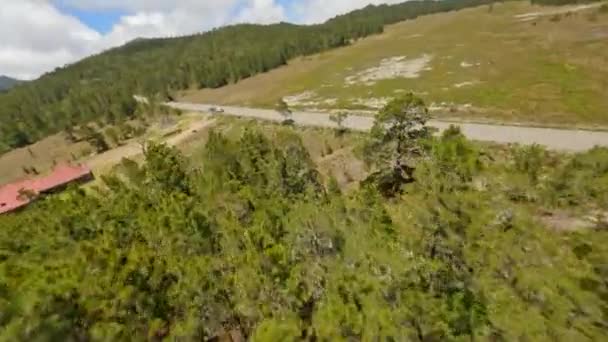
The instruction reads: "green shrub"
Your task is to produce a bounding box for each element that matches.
[512,144,547,183]
[430,125,482,183]
[364,94,430,197]
[546,147,608,206]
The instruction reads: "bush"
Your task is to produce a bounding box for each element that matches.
[549,14,562,22]
[545,147,608,206]
[104,126,121,147]
[281,118,295,126]
[429,125,482,183]
[329,112,349,135]
[512,144,547,183]
[324,141,334,156]
[364,94,430,196]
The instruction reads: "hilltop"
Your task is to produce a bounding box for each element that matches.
[183,1,608,128]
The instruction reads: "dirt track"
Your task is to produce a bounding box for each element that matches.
[168,102,608,152]
[87,118,215,170]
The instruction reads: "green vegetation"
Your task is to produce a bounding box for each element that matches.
[1,0,607,338]
[0,0,495,155]
[364,94,431,196]
[1,96,607,340]
[184,1,608,127]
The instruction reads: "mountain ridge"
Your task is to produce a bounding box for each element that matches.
[0,75,21,92]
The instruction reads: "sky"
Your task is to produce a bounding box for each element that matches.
[0,0,406,80]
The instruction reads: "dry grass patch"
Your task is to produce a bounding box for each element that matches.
[0,133,92,184]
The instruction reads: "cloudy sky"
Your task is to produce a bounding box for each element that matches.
[1,0,405,80]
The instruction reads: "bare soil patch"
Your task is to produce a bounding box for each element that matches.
[88,117,216,173]
[284,91,338,108]
[352,97,391,109]
[316,148,368,189]
[514,3,602,22]
[345,54,433,86]
[539,209,608,232]
[453,81,480,88]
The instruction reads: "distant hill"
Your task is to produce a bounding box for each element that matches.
[0,0,494,154]
[0,76,20,92]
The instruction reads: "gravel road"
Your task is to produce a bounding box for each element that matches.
[168,102,608,152]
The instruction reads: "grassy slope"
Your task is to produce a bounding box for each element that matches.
[181,1,608,127]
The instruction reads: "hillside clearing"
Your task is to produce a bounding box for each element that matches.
[180,1,608,127]
[344,54,434,85]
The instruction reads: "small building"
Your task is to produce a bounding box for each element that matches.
[0,164,94,215]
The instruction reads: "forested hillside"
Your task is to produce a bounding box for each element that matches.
[0,76,20,92]
[1,95,607,340]
[0,0,494,155]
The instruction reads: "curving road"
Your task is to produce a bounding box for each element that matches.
[167,102,608,152]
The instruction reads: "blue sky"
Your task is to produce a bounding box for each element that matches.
[55,0,303,34]
[54,5,126,34]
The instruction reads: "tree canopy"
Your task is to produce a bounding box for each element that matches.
[1,117,607,340]
[363,94,431,196]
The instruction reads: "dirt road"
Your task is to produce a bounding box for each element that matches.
[168,102,608,152]
[88,118,215,170]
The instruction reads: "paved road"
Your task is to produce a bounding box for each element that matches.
[168,102,608,152]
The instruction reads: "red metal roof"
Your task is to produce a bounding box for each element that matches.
[0,164,92,214]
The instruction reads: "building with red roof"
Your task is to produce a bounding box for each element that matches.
[0,164,93,215]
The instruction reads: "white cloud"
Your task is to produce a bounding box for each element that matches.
[0,0,407,80]
[291,0,407,24]
[235,0,286,24]
[0,0,286,79]
[58,0,240,13]
[96,0,287,50]
[0,0,100,79]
